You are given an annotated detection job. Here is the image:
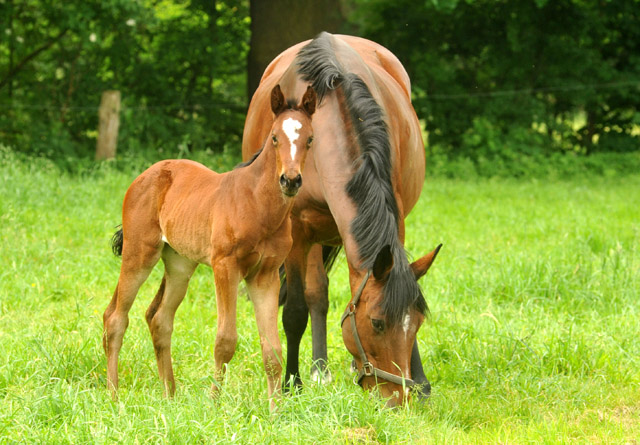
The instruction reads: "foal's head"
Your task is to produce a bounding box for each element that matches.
[268,84,316,197]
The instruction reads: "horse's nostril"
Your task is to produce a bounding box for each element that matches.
[280,173,302,192]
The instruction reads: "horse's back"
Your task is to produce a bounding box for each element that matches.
[123,159,222,246]
[244,34,414,159]
[257,34,411,100]
[334,35,412,99]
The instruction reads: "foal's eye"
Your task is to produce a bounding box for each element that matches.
[371,318,386,333]
[271,135,278,145]
[307,136,313,148]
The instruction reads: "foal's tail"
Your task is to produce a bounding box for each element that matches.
[278,245,341,306]
[111,225,124,257]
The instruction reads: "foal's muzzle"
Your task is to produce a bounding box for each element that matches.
[280,173,302,196]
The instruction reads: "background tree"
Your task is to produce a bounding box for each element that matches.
[247,0,346,99]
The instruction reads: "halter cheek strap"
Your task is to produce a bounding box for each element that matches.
[340,270,416,389]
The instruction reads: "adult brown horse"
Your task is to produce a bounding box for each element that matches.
[103,85,316,408]
[242,32,440,406]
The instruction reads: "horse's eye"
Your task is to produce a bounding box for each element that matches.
[371,318,385,333]
[307,136,313,148]
[272,135,278,145]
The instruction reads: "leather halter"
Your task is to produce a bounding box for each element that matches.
[340,270,416,389]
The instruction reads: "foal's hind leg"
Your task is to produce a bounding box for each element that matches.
[145,246,197,397]
[103,242,162,398]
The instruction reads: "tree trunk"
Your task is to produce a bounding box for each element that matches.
[95,90,121,160]
[247,0,347,101]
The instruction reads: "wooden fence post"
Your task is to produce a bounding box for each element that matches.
[95,90,121,160]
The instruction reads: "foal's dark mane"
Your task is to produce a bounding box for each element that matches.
[235,147,262,169]
[295,32,427,324]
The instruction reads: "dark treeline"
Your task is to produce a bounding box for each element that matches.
[1,0,250,162]
[1,0,639,174]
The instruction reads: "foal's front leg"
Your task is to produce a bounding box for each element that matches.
[211,259,240,394]
[246,267,283,408]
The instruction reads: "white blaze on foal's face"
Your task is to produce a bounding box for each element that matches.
[282,117,302,159]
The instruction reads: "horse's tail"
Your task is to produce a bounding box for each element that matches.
[111,225,124,257]
[278,245,342,306]
[322,245,341,276]
[278,265,287,306]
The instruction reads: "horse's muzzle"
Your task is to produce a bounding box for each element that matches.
[280,173,302,196]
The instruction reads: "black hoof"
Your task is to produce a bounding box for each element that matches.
[282,375,303,394]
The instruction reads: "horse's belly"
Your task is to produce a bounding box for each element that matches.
[294,205,342,245]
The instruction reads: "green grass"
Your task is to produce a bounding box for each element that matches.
[1,147,639,443]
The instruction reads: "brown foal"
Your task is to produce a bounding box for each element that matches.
[103,85,316,406]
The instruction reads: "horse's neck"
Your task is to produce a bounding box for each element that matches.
[309,97,367,268]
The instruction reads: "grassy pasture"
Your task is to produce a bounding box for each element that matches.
[0,149,639,443]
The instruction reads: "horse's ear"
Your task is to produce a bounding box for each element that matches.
[271,84,286,115]
[410,244,442,281]
[372,244,394,282]
[300,86,316,116]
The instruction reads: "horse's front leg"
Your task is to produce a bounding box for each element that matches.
[246,267,283,409]
[281,230,310,390]
[211,259,241,395]
[305,244,331,384]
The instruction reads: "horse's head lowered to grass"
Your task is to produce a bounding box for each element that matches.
[341,244,441,405]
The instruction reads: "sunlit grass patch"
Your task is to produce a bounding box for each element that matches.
[1,151,639,442]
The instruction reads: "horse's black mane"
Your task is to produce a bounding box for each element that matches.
[295,32,427,324]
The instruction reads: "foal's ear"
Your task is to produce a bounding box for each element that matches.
[410,244,442,281]
[300,86,317,116]
[271,84,287,115]
[373,244,394,282]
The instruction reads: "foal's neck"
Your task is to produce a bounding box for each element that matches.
[240,144,292,223]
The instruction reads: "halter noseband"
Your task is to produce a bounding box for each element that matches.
[339,270,416,389]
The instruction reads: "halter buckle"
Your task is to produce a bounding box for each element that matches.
[362,362,374,377]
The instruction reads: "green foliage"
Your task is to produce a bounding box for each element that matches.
[1,152,639,441]
[428,120,640,178]
[353,0,640,168]
[3,0,640,175]
[1,0,249,162]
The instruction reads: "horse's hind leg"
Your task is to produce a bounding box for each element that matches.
[103,240,162,398]
[305,244,331,384]
[145,246,197,397]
